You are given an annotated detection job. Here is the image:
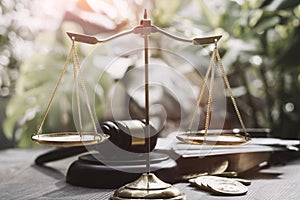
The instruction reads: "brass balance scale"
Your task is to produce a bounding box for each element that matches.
[31,10,250,200]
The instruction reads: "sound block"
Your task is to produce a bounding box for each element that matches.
[66,152,179,188]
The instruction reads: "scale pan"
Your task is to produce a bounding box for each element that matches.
[176,131,250,146]
[32,132,109,147]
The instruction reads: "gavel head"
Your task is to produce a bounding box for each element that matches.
[98,120,158,153]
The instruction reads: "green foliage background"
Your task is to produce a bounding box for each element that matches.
[1,0,300,147]
[151,0,300,139]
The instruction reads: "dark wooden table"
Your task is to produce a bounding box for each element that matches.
[0,148,299,200]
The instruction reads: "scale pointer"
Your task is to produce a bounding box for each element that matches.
[193,35,222,45]
[67,32,99,44]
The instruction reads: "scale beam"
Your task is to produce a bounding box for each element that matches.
[67,26,221,46]
[67,29,134,44]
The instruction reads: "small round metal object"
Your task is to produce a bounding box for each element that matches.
[194,176,221,189]
[111,173,185,200]
[206,177,248,195]
[31,132,109,147]
[177,131,250,146]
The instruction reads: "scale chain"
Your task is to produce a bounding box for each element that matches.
[35,45,74,136]
[35,39,99,138]
[215,46,249,138]
[204,46,217,141]
[72,41,83,135]
[72,40,99,135]
[188,40,249,140]
[188,49,216,132]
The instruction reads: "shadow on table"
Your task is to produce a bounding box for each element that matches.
[40,184,112,199]
[244,171,283,180]
[32,164,65,180]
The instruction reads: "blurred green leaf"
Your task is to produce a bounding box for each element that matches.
[222,38,261,68]
[265,0,300,10]
[277,26,300,67]
[4,31,114,146]
[198,0,220,28]
[4,100,40,139]
[152,0,184,27]
[254,15,281,33]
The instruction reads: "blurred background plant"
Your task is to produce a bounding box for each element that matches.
[1,0,300,148]
[151,0,300,139]
[0,0,44,148]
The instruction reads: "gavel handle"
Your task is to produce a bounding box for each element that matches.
[35,146,88,165]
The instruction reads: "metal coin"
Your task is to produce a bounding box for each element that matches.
[207,178,248,195]
[231,178,251,186]
[194,176,223,189]
[188,178,197,187]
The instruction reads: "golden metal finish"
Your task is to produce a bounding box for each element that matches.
[176,131,250,146]
[183,40,250,145]
[215,48,249,137]
[112,11,185,200]
[131,136,146,146]
[119,120,146,146]
[111,173,185,200]
[32,39,109,147]
[32,8,250,199]
[31,132,109,147]
[35,45,74,137]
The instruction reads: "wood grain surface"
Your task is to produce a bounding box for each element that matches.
[0,148,299,200]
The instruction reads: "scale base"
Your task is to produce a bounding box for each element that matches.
[66,152,179,188]
[111,173,185,200]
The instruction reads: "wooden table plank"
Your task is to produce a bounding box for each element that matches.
[0,148,299,200]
